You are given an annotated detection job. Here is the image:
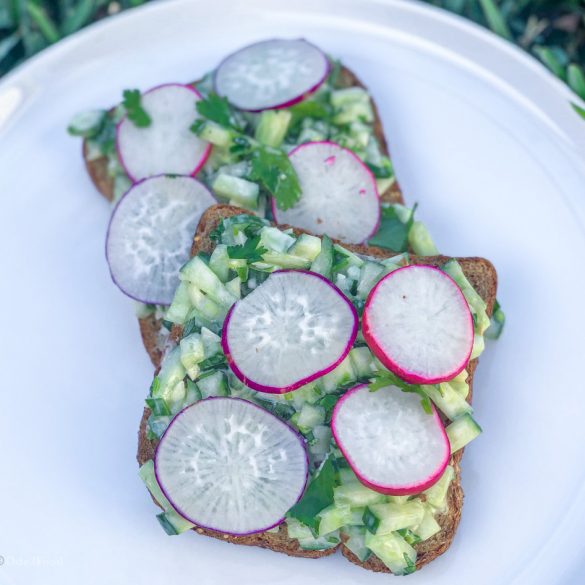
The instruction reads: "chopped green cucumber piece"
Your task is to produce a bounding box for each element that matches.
[196,120,233,147]
[365,531,417,575]
[333,100,374,125]
[414,505,441,541]
[319,355,356,393]
[330,87,370,108]
[201,327,221,355]
[368,501,425,535]
[471,333,485,359]
[255,110,292,147]
[154,347,185,400]
[446,414,482,453]
[485,299,505,340]
[67,109,106,138]
[408,221,439,256]
[197,370,228,398]
[423,465,454,510]
[166,281,191,325]
[260,251,311,269]
[376,176,395,195]
[209,244,230,283]
[188,284,227,322]
[334,481,385,507]
[447,369,470,399]
[228,258,249,281]
[296,403,325,433]
[348,346,376,378]
[212,174,259,208]
[342,526,372,562]
[289,234,322,261]
[421,383,472,421]
[310,235,333,278]
[334,244,364,267]
[286,517,313,540]
[179,333,205,380]
[225,276,242,298]
[318,504,353,536]
[181,256,238,308]
[356,261,384,299]
[260,226,295,253]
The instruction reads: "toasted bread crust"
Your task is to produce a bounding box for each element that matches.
[136,204,497,571]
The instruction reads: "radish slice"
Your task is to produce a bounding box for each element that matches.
[222,270,358,394]
[272,142,380,244]
[155,397,308,535]
[363,266,474,385]
[106,175,216,305]
[116,84,211,182]
[332,384,450,495]
[214,39,330,111]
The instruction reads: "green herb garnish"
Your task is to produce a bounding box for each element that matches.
[227,236,267,262]
[369,370,433,415]
[122,89,151,128]
[362,507,380,534]
[196,92,238,129]
[368,204,416,252]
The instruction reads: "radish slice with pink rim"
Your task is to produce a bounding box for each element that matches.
[332,384,451,495]
[106,175,216,305]
[214,39,330,111]
[116,84,211,182]
[363,265,474,385]
[272,141,380,244]
[222,269,358,394]
[155,397,308,535]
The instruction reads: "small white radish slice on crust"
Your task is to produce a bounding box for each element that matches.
[106,175,216,305]
[222,270,358,394]
[155,397,308,535]
[214,39,330,111]
[116,84,211,182]
[332,384,450,495]
[272,142,380,244]
[363,265,474,385]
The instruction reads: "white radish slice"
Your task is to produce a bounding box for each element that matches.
[222,270,358,393]
[272,142,380,244]
[116,84,211,182]
[214,39,330,111]
[106,175,216,305]
[332,384,450,495]
[155,397,308,535]
[363,265,474,385]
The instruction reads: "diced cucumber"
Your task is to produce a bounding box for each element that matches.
[421,383,472,421]
[442,259,491,335]
[260,252,311,269]
[228,258,249,281]
[348,121,372,149]
[471,333,485,359]
[423,465,454,511]
[167,380,188,414]
[408,221,439,256]
[333,100,374,125]
[196,120,233,147]
[334,244,364,267]
[386,495,410,505]
[446,414,482,453]
[376,177,395,195]
[139,460,194,535]
[309,425,332,461]
[201,327,221,354]
[348,346,376,378]
[310,234,333,278]
[113,173,132,202]
[342,526,371,562]
[212,174,259,208]
[179,333,205,380]
[339,466,358,484]
[225,276,241,299]
[180,256,238,308]
[356,261,384,299]
[317,504,353,536]
[165,281,191,325]
[447,369,470,399]
[255,110,292,147]
[154,347,185,400]
[259,226,295,253]
[333,481,385,507]
[209,244,230,283]
[188,284,227,323]
[368,501,425,535]
[318,355,356,393]
[364,531,417,575]
[289,234,322,261]
[414,504,441,541]
[298,126,328,144]
[330,87,370,108]
[392,204,413,224]
[197,370,228,398]
[485,300,505,340]
[67,109,106,138]
[296,403,325,433]
[298,533,341,551]
[286,517,313,540]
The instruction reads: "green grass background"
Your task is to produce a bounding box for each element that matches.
[1,0,584,101]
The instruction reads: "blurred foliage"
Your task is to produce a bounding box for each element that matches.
[0,0,584,102]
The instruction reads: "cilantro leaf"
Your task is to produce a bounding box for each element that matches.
[196,92,238,129]
[122,89,151,128]
[287,455,336,530]
[227,236,267,262]
[369,370,433,415]
[250,146,301,210]
[368,204,416,252]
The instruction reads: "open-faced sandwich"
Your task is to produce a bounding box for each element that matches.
[136,205,497,575]
[69,38,446,367]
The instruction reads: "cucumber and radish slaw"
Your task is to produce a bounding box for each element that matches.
[138,213,491,575]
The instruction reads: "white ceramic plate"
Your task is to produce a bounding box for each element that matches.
[1,1,585,583]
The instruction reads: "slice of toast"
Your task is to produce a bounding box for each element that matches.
[136,204,497,572]
[83,65,404,367]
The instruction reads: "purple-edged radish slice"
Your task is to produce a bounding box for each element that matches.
[363,265,474,385]
[214,39,330,111]
[106,175,216,305]
[272,142,380,244]
[155,397,308,535]
[332,384,450,495]
[222,270,358,394]
[116,84,211,182]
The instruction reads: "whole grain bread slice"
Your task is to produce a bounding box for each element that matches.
[84,65,404,366]
[136,204,497,572]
